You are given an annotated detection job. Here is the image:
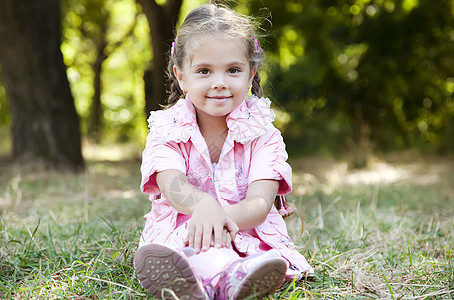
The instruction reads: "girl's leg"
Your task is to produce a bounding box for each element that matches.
[186,247,287,299]
[186,247,241,284]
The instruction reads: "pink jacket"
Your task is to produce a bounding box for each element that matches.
[140,96,312,277]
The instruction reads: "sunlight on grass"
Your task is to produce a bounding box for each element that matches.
[324,161,410,185]
[82,140,142,161]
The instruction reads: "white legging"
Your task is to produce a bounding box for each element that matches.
[186,247,241,284]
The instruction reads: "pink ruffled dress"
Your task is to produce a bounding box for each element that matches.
[139,96,313,279]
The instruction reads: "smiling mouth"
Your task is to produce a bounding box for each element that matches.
[208,96,232,103]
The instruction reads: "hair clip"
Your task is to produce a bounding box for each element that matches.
[171,42,175,55]
[252,33,259,53]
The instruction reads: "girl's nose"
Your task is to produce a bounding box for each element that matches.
[211,74,228,89]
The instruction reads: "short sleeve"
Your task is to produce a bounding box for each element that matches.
[248,128,292,195]
[140,133,187,197]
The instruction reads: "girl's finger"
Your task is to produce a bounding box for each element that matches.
[223,228,231,248]
[193,224,203,253]
[201,225,213,252]
[212,224,224,249]
[224,218,239,241]
[187,224,196,249]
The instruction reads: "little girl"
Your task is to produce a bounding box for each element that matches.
[134,3,313,299]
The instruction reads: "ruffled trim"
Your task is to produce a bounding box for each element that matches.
[147,96,276,144]
[226,96,276,144]
[147,98,197,143]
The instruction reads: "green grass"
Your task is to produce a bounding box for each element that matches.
[1,153,453,299]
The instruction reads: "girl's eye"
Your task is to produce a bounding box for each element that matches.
[228,67,241,74]
[197,68,210,75]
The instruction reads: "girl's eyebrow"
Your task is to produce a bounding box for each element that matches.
[191,61,247,68]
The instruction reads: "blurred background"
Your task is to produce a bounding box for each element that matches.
[0,0,453,170]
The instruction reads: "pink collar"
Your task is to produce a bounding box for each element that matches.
[147,96,276,144]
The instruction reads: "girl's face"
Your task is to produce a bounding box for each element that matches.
[174,37,256,121]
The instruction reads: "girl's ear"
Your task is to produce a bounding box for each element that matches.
[173,65,186,92]
[248,68,257,88]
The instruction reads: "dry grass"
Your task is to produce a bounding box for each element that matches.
[1,149,453,299]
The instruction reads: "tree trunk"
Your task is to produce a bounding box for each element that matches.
[89,30,108,142]
[0,0,84,171]
[136,0,183,114]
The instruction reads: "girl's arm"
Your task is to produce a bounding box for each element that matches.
[223,179,279,230]
[155,169,238,253]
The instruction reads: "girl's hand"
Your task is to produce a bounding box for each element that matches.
[155,169,238,252]
[187,197,238,253]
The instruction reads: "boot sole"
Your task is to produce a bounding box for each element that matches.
[134,244,207,300]
[236,258,287,299]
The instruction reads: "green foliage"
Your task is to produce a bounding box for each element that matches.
[1,0,453,155]
[248,0,454,154]
[61,0,151,143]
[0,69,8,126]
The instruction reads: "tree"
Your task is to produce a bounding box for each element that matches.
[136,0,183,113]
[62,0,139,142]
[0,0,84,170]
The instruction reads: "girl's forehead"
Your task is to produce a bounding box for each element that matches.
[184,36,249,65]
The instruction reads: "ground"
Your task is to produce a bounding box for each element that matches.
[1,148,453,299]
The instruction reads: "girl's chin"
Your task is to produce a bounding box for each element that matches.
[198,108,231,118]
